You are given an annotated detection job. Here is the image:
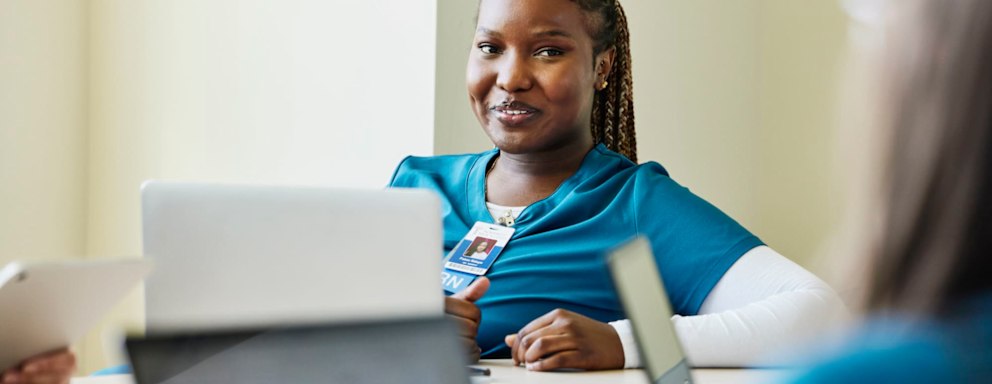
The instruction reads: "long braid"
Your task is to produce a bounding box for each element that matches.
[575,0,637,163]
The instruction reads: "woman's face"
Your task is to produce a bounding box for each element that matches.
[467,0,607,155]
[476,242,489,252]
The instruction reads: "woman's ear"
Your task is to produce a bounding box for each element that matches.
[595,47,617,84]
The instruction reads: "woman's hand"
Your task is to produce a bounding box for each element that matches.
[445,276,490,362]
[505,309,624,371]
[1,348,76,384]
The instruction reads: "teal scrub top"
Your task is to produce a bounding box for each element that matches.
[389,144,763,357]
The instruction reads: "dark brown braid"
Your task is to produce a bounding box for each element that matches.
[573,0,637,162]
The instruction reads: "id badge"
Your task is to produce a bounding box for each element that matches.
[444,222,515,276]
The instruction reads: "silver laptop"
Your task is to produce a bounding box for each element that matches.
[608,237,693,384]
[125,318,468,384]
[141,181,443,331]
[132,181,469,384]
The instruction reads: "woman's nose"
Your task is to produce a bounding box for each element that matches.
[495,53,533,93]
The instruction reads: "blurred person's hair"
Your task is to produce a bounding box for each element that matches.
[869,0,992,315]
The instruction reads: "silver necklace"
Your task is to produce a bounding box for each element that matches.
[485,155,516,227]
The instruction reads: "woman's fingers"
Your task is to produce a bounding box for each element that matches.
[523,334,579,363]
[446,312,479,337]
[445,277,490,362]
[21,349,74,375]
[19,372,68,384]
[509,308,567,364]
[504,333,517,348]
[450,276,489,302]
[463,338,482,363]
[460,336,482,362]
[525,350,585,371]
[510,308,575,365]
[1,370,21,384]
[444,296,481,322]
[515,308,563,339]
[446,306,482,357]
[514,325,563,365]
[4,349,76,384]
[508,308,625,371]
[0,370,69,384]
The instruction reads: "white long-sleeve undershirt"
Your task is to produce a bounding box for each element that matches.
[609,245,847,368]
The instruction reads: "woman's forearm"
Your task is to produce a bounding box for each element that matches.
[611,246,849,368]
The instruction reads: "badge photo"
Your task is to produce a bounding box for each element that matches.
[443,222,515,276]
[464,237,496,261]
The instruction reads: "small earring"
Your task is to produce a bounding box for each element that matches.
[598,80,609,90]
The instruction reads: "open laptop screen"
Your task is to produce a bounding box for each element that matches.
[608,237,693,384]
[140,181,443,332]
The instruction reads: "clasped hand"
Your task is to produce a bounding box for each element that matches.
[444,277,490,362]
[444,278,624,371]
[505,308,624,371]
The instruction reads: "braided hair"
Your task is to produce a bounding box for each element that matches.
[573,0,637,162]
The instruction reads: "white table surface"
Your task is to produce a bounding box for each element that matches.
[473,360,791,384]
[70,359,792,384]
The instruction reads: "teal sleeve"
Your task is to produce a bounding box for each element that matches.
[633,164,763,315]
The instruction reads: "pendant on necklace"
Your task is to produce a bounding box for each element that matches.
[496,209,515,227]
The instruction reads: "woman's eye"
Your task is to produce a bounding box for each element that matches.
[536,48,564,57]
[479,44,501,54]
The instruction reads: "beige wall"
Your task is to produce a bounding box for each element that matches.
[80,0,438,372]
[0,0,88,265]
[0,0,91,373]
[753,0,847,273]
[434,0,488,154]
[0,0,436,373]
[434,1,849,273]
[625,1,762,228]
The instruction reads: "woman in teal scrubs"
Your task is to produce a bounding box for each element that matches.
[391,0,844,371]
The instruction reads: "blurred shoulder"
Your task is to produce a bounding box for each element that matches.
[389,150,494,187]
[791,330,959,384]
[792,303,992,384]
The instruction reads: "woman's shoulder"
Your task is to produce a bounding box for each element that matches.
[389,150,494,187]
[587,144,672,182]
[584,145,723,214]
[396,151,491,172]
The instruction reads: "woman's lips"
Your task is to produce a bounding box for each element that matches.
[490,101,541,127]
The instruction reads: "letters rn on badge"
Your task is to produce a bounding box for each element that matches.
[442,270,468,291]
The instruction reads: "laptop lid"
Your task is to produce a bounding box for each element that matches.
[608,237,693,384]
[126,317,470,384]
[141,181,443,332]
